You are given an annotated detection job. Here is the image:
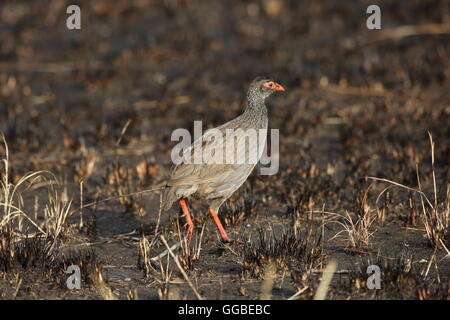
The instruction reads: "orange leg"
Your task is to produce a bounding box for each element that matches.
[179,198,194,242]
[208,209,235,243]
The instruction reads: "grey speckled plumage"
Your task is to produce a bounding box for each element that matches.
[162,77,284,242]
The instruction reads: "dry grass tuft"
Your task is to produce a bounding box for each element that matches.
[0,135,74,250]
[178,223,205,271]
[242,223,323,278]
[221,195,259,227]
[137,231,158,278]
[330,185,376,250]
[348,256,450,300]
[89,265,118,300]
[369,133,449,254]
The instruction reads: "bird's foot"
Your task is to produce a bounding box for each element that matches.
[184,224,194,243]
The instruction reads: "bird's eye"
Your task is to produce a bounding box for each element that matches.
[263,81,275,89]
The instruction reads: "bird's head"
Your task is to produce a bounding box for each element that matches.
[248,77,285,100]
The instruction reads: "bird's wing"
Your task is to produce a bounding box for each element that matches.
[167,121,263,187]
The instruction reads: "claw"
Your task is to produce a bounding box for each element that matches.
[208,209,240,244]
[186,224,194,242]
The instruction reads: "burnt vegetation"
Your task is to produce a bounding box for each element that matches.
[0,0,449,299]
[221,187,260,227]
[242,223,324,278]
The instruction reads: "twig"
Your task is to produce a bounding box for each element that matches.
[79,181,84,229]
[287,286,309,300]
[150,240,183,265]
[160,235,204,300]
[154,193,163,238]
[422,248,437,279]
[369,23,450,43]
[366,176,435,210]
[116,119,132,147]
[68,183,165,215]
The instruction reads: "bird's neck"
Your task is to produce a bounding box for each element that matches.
[244,94,267,115]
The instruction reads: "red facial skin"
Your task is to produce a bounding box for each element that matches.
[262,81,285,91]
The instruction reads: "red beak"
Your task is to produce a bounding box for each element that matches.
[274,83,285,91]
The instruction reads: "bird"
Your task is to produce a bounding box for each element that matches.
[162,77,285,243]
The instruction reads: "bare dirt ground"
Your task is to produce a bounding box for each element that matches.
[0,0,449,300]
